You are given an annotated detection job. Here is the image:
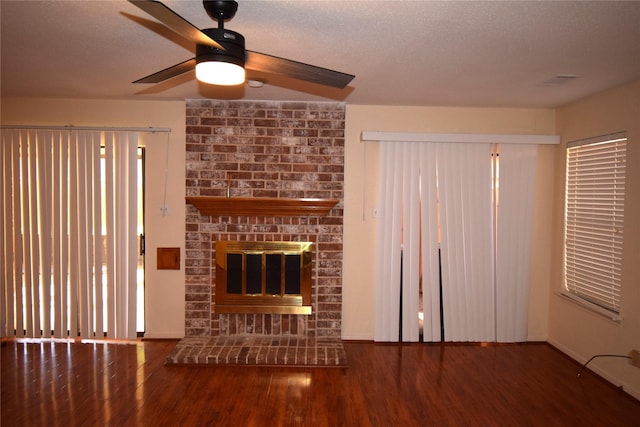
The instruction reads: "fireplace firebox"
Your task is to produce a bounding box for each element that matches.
[215,241,313,315]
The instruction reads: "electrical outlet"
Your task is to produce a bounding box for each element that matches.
[629,350,640,368]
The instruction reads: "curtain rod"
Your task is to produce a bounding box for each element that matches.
[1,124,171,133]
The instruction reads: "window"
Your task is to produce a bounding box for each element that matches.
[563,132,627,317]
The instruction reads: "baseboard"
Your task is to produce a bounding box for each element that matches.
[527,335,548,342]
[341,334,373,341]
[142,332,184,339]
[547,337,640,401]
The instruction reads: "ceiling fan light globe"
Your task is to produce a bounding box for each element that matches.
[196,61,245,86]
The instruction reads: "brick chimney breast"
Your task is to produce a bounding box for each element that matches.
[184,100,345,339]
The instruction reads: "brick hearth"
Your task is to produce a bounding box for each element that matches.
[165,335,347,367]
[183,100,345,347]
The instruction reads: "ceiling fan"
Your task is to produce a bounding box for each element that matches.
[128,0,355,89]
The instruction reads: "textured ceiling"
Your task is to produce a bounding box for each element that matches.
[2,0,640,108]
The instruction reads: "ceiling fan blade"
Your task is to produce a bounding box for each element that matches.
[133,58,196,83]
[246,51,354,89]
[128,0,224,50]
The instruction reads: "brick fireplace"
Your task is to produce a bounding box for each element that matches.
[183,100,345,340]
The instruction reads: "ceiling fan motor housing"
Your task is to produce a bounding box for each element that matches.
[196,28,245,68]
[203,1,238,22]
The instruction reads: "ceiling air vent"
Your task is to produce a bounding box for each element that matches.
[541,74,579,86]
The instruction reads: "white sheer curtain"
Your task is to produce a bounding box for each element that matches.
[374,140,538,343]
[1,129,138,339]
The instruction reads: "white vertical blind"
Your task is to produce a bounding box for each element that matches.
[375,142,441,342]
[564,133,626,314]
[374,139,538,343]
[21,131,37,336]
[115,132,139,339]
[495,144,538,342]
[1,129,139,339]
[92,133,104,337]
[38,133,53,339]
[401,143,421,342]
[0,137,6,335]
[418,144,442,342]
[438,143,495,342]
[374,142,404,341]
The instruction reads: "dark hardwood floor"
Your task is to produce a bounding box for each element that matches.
[2,339,639,426]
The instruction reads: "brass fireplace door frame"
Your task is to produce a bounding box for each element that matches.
[214,241,313,315]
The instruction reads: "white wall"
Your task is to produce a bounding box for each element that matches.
[550,80,640,400]
[342,105,556,340]
[2,98,187,338]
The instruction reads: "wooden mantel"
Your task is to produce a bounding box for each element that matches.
[185,196,339,217]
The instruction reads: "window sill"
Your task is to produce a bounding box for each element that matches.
[558,291,622,323]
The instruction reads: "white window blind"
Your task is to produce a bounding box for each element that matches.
[564,132,626,315]
[374,141,537,342]
[1,129,140,339]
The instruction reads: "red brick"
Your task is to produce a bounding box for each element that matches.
[184,100,344,338]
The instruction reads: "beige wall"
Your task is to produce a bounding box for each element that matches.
[343,105,556,340]
[550,80,640,399]
[5,87,636,397]
[2,98,187,338]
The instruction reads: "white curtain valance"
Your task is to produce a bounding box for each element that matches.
[361,131,559,145]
